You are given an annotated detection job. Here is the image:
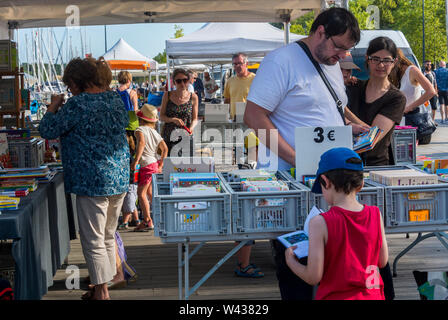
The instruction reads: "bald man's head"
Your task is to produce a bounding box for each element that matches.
[440,61,446,68]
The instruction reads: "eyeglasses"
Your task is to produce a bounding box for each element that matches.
[368,56,396,66]
[175,78,189,85]
[329,36,353,52]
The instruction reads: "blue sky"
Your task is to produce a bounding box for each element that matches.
[17,23,205,64]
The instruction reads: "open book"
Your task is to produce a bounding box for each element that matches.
[277,206,324,259]
[353,126,382,152]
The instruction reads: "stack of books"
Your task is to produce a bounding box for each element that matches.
[0,195,20,210]
[353,126,382,152]
[170,172,222,195]
[0,166,55,182]
[370,169,439,186]
[0,188,29,197]
[0,179,37,193]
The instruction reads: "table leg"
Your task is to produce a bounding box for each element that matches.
[184,242,189,300]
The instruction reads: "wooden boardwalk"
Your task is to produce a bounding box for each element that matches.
[43,126,448,301]
[43,230,448,300]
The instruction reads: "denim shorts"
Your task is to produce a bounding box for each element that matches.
[122,184,138,213]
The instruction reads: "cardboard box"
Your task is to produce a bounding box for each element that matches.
[162,157,214,181]
[370,169,438,186]
[204,104,230,122]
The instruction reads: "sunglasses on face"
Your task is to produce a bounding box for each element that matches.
[175,78,189,84]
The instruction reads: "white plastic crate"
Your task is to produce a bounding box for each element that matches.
[152,173,231,241]
[8,138,40,168]
[219,171,309,234]
[365,165,448,233]
[392,129,416,165]
[201,121,234,143]
[279,170,385,216]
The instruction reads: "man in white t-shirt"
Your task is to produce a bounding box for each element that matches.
[245,7,367,300]
[203,71,219,101]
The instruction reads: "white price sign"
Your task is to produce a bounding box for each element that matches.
[295,126,353,182]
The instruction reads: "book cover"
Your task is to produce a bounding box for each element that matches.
[277,206,324,259]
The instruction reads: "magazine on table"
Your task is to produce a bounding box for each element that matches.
[277,206,324,259]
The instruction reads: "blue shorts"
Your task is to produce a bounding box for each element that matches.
[122,184,138,213]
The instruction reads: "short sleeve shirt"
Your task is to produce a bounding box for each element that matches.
[223,72,255,119]
[247,42,348,170]
[435,67,448,91]
[136,126,163,168]
[347,80,406,166]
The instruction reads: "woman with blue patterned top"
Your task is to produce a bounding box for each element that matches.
[39,57,129,300]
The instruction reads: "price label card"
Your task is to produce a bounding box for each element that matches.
[295,126,353,182]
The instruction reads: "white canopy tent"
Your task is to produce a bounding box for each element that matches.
[102,38,158,70]
[166,22,305,62]
[165,22,306,91]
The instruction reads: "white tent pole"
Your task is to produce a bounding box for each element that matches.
[284,21,290,44]
[220,64,223,100]
[167,52,171,91]
[156,65,159,91]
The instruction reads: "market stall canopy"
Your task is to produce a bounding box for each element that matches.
[102,38,158,70]
[166,22,305,62]
[0,0,322,28]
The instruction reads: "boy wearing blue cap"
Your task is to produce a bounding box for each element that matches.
[285,147,388,300]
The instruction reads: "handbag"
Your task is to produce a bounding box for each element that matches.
[404,108,437,139]
[296,41,346,125]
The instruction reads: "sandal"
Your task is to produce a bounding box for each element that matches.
[234,263,264,278]
[134,220,154,232]
[117,222,129,230]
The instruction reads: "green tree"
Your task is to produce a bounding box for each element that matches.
[349,0,447,65]
[290,11,315,35]
[174,24,184,38]
[153,49,167,64]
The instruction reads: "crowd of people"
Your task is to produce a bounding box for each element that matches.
[37,6,440,301]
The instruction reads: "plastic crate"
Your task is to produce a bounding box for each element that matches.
[392,129,417,165]
[219,171,309,234]
[365,165,448,233]
[279,170,385,215]
[152,173,232,241]
[36,139,45,166]
[8,138,40,168]
[201,121,235,143]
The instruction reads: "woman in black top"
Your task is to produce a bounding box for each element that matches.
[347,37,406,166]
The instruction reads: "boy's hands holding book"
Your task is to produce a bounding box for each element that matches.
[285,246,301,264]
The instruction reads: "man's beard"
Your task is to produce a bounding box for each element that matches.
[315,41,338,66]
[425,66,430,71]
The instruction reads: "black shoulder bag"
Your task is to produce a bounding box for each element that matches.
[296,40,346,125]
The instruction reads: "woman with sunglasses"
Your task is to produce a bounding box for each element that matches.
[346,36,406,301]
[160,68,198,156]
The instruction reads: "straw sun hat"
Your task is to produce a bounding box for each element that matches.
[136,104,159,122]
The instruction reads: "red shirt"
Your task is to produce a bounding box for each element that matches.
[315,205,385,300]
